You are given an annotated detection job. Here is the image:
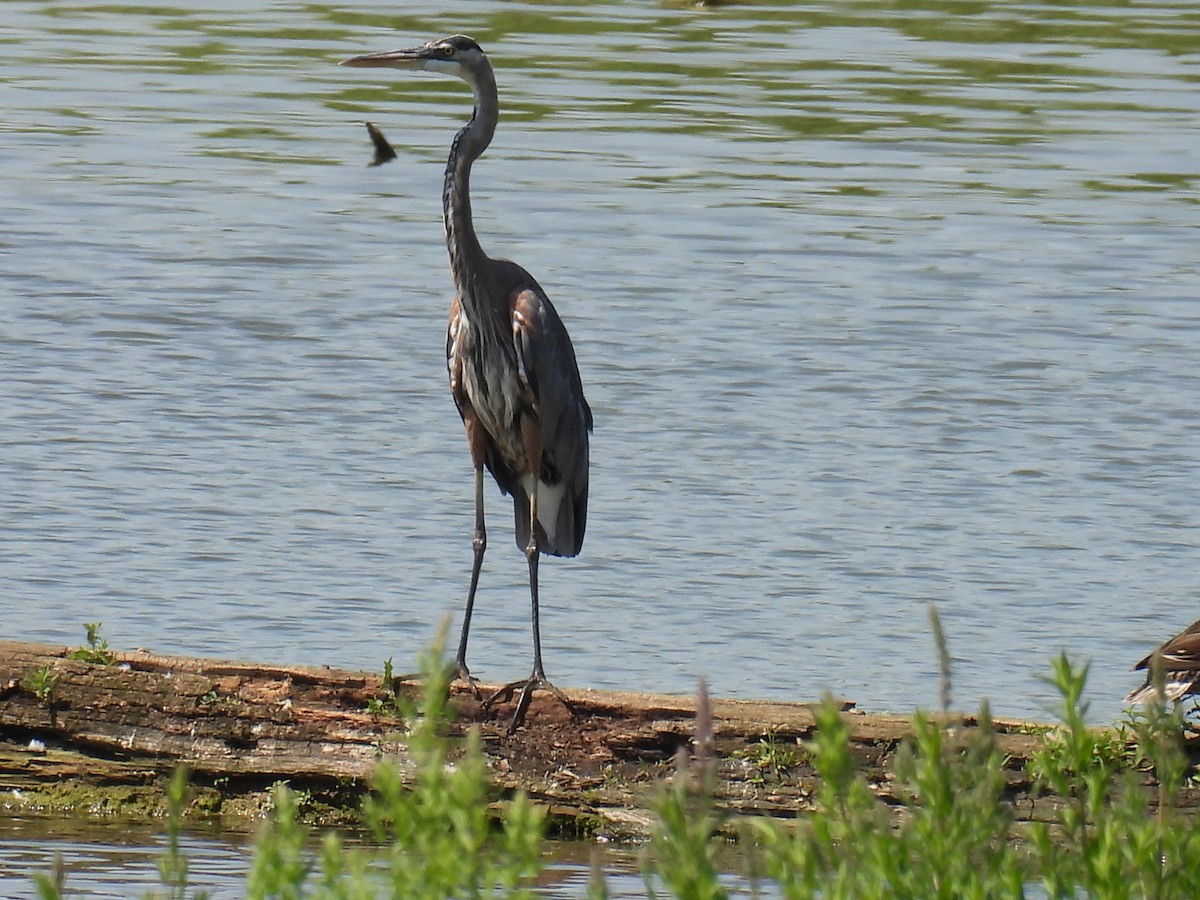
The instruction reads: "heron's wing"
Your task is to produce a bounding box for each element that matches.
[447,294,470,419]
[510,284,592,557]
[447,295,491,474]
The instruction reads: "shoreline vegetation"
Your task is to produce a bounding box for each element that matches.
[4,617,1200,896]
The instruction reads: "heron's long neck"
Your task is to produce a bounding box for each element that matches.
[443,66,499,312]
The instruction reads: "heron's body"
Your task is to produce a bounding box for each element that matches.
[1126,617,1200,705]
[342,35,591,730]
[448,276,590,557]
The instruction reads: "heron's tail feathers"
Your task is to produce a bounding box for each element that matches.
[513,477,586,558]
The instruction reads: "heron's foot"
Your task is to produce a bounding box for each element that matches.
[483,674,575,734]
[453,661,482,700]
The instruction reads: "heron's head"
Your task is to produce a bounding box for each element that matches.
[340,35,488,84]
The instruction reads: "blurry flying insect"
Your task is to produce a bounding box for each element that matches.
[342,36,593,732]
[364,121,397,167]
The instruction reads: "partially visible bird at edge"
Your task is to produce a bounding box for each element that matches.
[1125,617,1200,706]
[341,36,593,733]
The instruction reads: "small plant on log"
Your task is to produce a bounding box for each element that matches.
[365,657,403,719]
[733,729,804,781]
[28,664,60,708]
[67,622,117,665]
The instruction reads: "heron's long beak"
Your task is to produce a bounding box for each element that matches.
[340,46,431,69]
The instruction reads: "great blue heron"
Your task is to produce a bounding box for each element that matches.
[341,35,593,732]
[1126,617,1200,705]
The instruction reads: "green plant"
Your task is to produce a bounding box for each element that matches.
[152,766,212,900]
[28,664,59,707]
[1028,653,1200,898]
[751,605,1024,899]
[751,694,905,899]
[32,622,1200,899]
[644,681,727,900]
[587,850,611,900]
[365,657,403,719]
[890,704,1024,897]
[735,730,803,777]
[67,622,117,665]
[31,853,65,900]
[247,623,545,899]
[246,783,312,900]
[644,748,727,900]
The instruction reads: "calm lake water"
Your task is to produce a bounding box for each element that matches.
[3,0,1200,892]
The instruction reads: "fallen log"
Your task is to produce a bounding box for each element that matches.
[0,640,1189,836]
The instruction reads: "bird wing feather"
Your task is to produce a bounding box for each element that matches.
[1133,619,1200,671]
[510,283,592,557]
[1127,618,1200,703]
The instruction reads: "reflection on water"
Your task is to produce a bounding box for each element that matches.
[3,1,1200,886]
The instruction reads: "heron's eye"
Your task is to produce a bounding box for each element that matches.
[441,45,455,57]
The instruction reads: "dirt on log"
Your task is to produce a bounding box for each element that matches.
[0,639,1187,836]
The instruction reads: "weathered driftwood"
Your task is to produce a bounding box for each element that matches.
[0,639,1186,836]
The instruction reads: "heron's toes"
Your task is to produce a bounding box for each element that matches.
[484,675,575,733]
[454,662,482,700]
[482,679,518,709]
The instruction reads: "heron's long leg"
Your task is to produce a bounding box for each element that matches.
[454,466,486,698]
[484,480,574,733]
[525,484,545,680]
